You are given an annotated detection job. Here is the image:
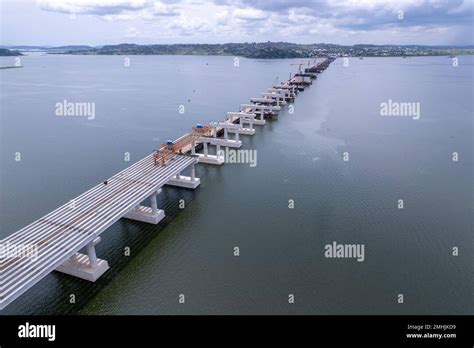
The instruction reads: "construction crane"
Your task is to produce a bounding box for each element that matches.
[153,124,213,166]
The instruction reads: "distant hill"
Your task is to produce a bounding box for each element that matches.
[0,45,94,53]
[65,42,474,58]
[3,42,473,58]
[1,45,52,50]
[0,48,23,56]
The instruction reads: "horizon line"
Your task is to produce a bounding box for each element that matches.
[2,41,474,48]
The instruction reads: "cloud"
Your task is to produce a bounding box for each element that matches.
[31,0,474,45]
[209,0,474,44]
[37,0,149,15]
[226,0,474,29]
[124,26,141,38]
[168,15,212,35]
[233,8,267,20]
[215,10,231,25]
[37,0,474,29]
[37,0,181,20]
[152,2,180,16]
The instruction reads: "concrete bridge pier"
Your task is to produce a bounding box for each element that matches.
[192,140,225,165]
[253,109,266,125]
[123,189,166,224]
[55,237,110,281]
[166,163,201,189]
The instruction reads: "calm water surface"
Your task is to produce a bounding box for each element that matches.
[0,55,472,314]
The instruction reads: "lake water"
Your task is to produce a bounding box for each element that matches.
[0,54,472,315]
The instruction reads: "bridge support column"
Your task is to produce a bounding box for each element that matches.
[86,242,98,267]
[191,165,196,181]
[196,140,224,165]
[253,110,266,125]
[123,190,165,224]
[166,164,200,189]
[55,237,109,282]
[150,192,159,214]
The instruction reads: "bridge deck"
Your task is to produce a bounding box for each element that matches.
[0,154,196,309]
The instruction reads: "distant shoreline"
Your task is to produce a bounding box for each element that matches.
[0,48,23,57]
[61,53,472,58]
[2,42,473,59]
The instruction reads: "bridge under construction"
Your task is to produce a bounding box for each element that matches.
[0,57,335,310]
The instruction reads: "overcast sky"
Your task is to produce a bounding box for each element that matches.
[1,0,473,46]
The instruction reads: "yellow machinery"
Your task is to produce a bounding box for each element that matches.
[153,124,213,166]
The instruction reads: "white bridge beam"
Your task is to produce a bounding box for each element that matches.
[261,92,287,105]
[210,121,255,136]
[0,154,198,310]
[238,106,266,124]
[240,104,281,112]
[268,88,295,100]
[240,103,280,119]
[227,112,257,130]
[272,85,297,95]
[198,136,242,148]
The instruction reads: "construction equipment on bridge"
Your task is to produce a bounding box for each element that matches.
[153,124,214,166]
[192,123,213,137]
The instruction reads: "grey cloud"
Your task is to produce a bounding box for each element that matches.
[215,0,474,30]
